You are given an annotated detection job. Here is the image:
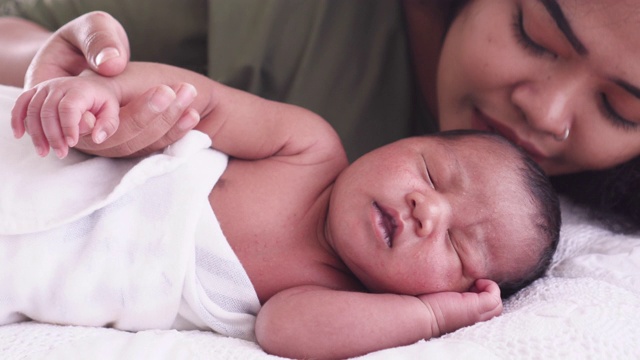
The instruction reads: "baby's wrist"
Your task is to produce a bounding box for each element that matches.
[413,295,441,339]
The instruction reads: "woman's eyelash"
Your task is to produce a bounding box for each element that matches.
[601,94,639,131]
[512,8,638,132]
[512,9,554,58]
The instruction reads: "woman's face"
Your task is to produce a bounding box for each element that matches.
[437,0,640,175]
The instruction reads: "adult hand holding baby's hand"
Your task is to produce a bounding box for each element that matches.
[417,279,503,338]
[74,84,200,158]
[22,11,199,157]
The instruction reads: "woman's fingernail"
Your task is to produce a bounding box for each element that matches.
[178,109,200,131]
[95,47,120,66]
[149,86,176,113]
[176,84,197,107]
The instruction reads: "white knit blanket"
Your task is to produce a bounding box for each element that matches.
[1,84,639,359]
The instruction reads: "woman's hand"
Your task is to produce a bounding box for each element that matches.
[24,11,130,88]
[23,11,199,157]
[74,84,200,158]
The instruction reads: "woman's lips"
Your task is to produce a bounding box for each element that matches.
[472,109,548,162]
[372,202,398,248]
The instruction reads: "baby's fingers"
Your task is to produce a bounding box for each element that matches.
[91,99,120,145]
[42,90,73,158]
[58,91,93,148]
[78,112,96,136]
[471,279,501,296]
[58,88,118,150]
[472,279,503,320]
[22,88,52,157]
[10,88,37,139]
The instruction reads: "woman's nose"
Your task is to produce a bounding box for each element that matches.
[406,190,452,240]
[511,74,581,140]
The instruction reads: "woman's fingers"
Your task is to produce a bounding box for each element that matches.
[75,84,198,157]
[128,108,200,158]
[59,11,130,77]
[25,11,131,88]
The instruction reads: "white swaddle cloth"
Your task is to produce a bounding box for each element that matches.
[0,85,260,341]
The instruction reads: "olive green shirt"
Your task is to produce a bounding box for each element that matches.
[1,0,436,160]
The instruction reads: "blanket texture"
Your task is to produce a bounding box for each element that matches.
[0,85,260,342]
[1,84,639,359]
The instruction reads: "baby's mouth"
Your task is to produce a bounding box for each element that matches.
[374,202,396,248]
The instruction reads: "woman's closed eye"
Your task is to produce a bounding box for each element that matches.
[512,7,556,59]
[600,93,640,132]
[513,5,639,133]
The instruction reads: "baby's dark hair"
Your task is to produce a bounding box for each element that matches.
[429,130,561,298]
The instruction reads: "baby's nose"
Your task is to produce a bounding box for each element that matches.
[406,190,452,239]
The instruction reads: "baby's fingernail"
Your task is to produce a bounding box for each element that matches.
[94,130,107,144]
[149,86,175,113]
[176,84,197,107]
[55,148,67,159]
[66,136,76,147]
[95,47,120,66]
[36,145,47,157]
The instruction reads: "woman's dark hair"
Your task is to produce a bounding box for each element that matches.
[431,130,561,298]
[552,156,640,234]
[439,0,471,27]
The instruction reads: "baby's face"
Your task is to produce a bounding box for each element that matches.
[326,135,539,295]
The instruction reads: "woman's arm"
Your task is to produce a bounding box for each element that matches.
[0,12,130,88]
[256,281,502,359]
[0,17,51,87]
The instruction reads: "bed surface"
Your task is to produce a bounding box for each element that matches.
[1,199,639,359]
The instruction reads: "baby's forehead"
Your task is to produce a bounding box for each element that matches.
[433,133,518,157]
[439,136,541,269]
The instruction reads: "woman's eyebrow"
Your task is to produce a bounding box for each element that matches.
[615,79,640,100]
[539,0,640,102]
[539,0,588,56]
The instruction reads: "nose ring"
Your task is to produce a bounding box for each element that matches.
[553,127,570,142]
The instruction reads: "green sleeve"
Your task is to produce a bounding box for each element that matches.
[208,0,436,160]
[1,0,437,159]
[0,0,208,74]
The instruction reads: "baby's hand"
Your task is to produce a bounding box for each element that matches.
[11,75,120,159]
[417,279,503,337]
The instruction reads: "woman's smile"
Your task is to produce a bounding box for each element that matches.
[471,108,548,162]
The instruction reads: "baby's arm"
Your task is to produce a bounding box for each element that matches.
[12,62,344,164]
[256,279,502,359]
